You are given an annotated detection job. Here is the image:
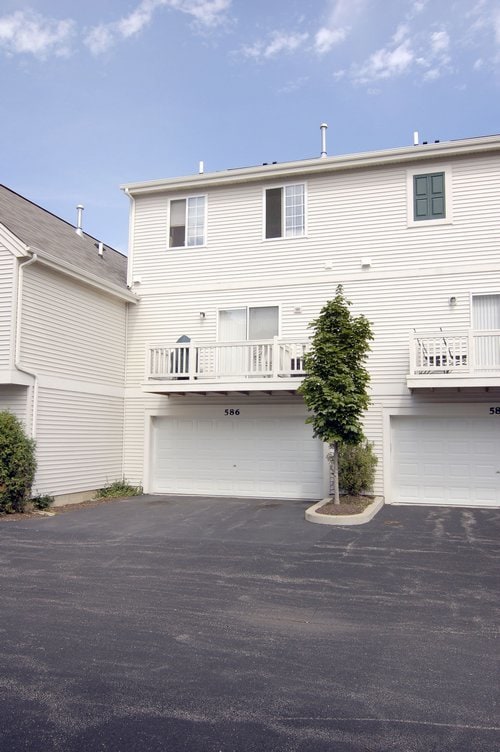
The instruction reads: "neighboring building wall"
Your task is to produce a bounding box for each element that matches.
[18,262,127,497]
[0,384,28,423]
[123,149,500,498]
[0,245,15,371]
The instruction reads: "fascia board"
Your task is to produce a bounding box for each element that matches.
[121,135,500,196]
[26,247,139,303]
[0,223,30,258]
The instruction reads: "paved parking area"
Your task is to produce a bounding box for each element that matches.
[1,496,499,751]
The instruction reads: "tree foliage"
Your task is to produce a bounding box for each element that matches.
[338,441,378,496]
[298,285,373,502]
[0,411,37,514]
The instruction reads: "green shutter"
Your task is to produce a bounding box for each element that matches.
[413,172,445,221]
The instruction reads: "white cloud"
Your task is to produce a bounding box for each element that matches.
[493,8,500,44]
[424,67,440,80]
[313,0,365,54]
[242,31,309,60]
[430,30,449,53]
[0,10,75,59]
[84,24,115,55]
[314,26,346,54]
[84,0,231,55]
[393,24,410,45]
[354,39,414,83]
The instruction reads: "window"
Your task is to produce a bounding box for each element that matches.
[413,172,445,221]
[265,184,305,239]
[472,294,500,369]
[169,195,206,247]
[218,306,279,341]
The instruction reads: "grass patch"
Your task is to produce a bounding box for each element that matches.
[95,479,143,499]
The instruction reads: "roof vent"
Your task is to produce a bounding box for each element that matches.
[320,122,328,158]
[75,204,84,237]
[98,241,104,257]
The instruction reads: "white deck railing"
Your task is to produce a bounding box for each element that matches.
[147,338,310,381]
[410,330,500,375]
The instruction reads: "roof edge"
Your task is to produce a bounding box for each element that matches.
[121,134,500,195]
[26,247,138,303]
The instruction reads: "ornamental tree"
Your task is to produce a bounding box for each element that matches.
[298,285,373,504]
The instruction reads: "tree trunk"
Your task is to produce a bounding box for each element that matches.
[331,441,340,505]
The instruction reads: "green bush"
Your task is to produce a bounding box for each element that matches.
[31,493,54,510]
[95,479,142,499]
[0,411,37,514]
[338,441,378,496]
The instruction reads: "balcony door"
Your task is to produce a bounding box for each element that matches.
[472,294,500,370]
[218,307,279,377]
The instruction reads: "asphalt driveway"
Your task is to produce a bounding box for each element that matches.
[0,496,499,751]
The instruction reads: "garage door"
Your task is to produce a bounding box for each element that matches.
[392,416,500,506]
[151,413,324,499]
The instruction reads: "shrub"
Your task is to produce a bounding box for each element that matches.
[95,479,142,499]
[31,493,54,510]
[337,441,378,496]
[0,411,37,514]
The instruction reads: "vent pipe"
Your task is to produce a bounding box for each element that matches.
[320,122,328,158]
[75,204,84,236]
[98,241,104,257]
[198,160,204,174]
[413,131,419,146]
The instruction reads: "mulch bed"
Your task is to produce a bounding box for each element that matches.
[316,495,375,515]
[0,495,130,522]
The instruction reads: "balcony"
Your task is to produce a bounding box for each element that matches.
[408,329,500,388]
[144,338,310,394]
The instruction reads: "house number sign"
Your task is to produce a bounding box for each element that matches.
[224,409,240,416]
[489,407,500,414]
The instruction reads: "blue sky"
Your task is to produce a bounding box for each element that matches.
[0,0,499,252]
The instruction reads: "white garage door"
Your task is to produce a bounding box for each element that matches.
[151,413,324,499]
[392,416,500,506]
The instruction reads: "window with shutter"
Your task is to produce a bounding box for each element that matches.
[413,172,445,221]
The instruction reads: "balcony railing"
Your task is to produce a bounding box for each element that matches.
[147,338,310,382]
[409,329,500,375]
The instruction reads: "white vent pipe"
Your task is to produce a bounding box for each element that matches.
[320,122,328,158]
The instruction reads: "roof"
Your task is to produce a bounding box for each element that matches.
[0,185,127,289]
[122,133,500,196]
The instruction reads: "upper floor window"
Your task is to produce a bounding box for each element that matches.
[407,165,452,226]
[413,172,445,221]
[265,184,305,239]
[169,195,206,248]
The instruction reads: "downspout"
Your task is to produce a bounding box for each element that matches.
[15,254,39,438]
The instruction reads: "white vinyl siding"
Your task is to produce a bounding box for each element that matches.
[0,246,15,369]
[33,388,124,497]
[20,264,126,386]
[0,384,27,423]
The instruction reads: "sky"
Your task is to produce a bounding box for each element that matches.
[0,0,499,252]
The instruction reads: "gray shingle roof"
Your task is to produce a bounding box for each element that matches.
[0,185,127,289]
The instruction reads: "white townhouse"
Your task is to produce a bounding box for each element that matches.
[122,133,500,508]
[0,186,137,503]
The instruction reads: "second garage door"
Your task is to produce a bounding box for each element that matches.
[392,416,500,506]
[151,413,324,499]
